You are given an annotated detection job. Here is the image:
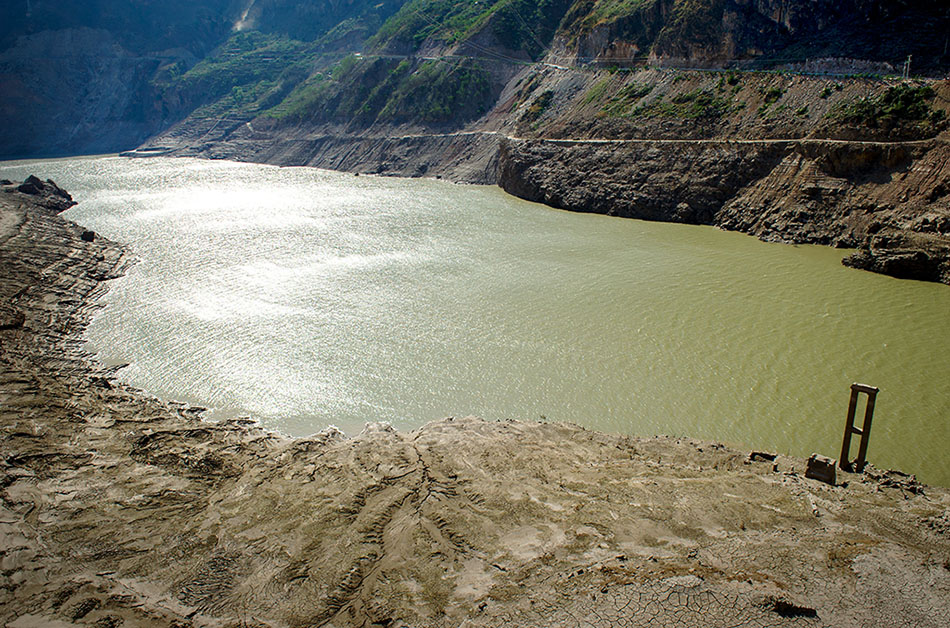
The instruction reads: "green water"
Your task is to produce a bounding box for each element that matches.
[3,156,948,486]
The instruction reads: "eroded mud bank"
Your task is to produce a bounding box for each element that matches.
[1,178,949,627]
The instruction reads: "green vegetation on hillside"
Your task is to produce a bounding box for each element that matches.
[633,89,730,120]
[370,0,501,50]
[600,82,654,116]
[580,74,741,121]
[379,59,493,121]
[174,31,309,91]
[368,0,570,59]
[162,31,318,118]
[832,84,946,132]
[521,90,555,123]
[264,55,492,125]
[755,85,786,116]
[262,55,362,120]
[582,78,613,105]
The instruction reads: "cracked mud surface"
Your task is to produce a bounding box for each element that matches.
[2,180,949,627]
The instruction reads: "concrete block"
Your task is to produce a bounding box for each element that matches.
[805,454,837,485]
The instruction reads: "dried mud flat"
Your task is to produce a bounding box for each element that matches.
[1,178,949,628]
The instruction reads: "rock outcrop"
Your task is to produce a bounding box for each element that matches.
[13,174,76,212]
[496,132,950,283]
[843,230,950,283]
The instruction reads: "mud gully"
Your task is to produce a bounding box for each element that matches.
[1,177,949,628]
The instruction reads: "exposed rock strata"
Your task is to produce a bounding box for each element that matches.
[131,118,504,185]
[2,178,950,627]
[842,230,950,283]
[498,136,950,284]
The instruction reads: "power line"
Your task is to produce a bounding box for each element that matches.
[408,5,531,65]
[507,2,549,56]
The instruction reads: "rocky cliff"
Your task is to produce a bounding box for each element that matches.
[492,66,950,284]
[558,0,950,73]
[498,134,950,283]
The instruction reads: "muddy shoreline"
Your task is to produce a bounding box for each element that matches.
[2,178,949,627]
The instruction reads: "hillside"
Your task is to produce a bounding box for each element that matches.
[5,0,947,157]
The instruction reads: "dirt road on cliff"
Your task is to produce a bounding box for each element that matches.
[2,178,950,627]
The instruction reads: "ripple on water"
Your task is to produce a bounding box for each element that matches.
[1,155,948,487]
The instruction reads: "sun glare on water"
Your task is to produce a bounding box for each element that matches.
[1,156,948,487]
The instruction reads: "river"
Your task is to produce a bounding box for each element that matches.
[3,155,948,486]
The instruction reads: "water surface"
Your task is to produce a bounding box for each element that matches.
[3,156,948,486]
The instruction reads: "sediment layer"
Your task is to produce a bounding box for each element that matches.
[126,118,504,185]
[2,178,950,627]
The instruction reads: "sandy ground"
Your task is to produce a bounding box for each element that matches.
[1,179,949,628]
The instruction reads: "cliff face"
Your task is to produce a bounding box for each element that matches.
[0,28,166,158]
[559,0,950,73]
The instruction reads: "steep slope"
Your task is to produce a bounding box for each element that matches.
[556,0,950,73]
[0,0,413,158]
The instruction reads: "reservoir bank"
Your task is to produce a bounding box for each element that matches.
[1,155,948,486]
[2,172,950,627]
